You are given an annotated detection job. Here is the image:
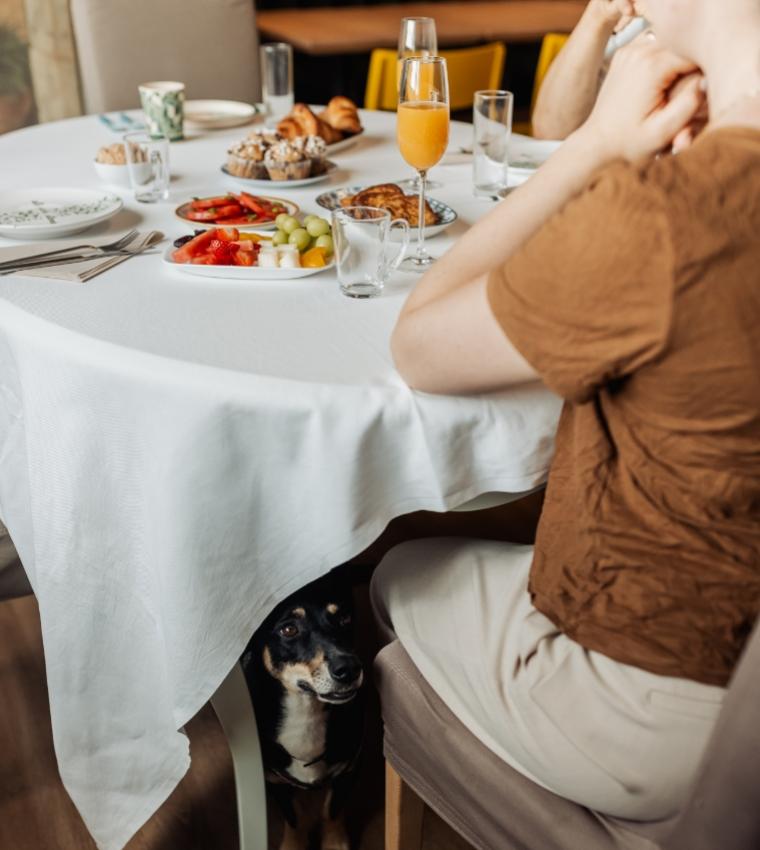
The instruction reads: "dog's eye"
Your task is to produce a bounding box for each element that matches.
[278,624,299,638]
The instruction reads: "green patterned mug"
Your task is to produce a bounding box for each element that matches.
[138,81,185,141]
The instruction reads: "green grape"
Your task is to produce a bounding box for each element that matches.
[306,217,330,238]
[288,228,312,252]
[280,215,300,235]
[275,213,290,229]
[303,214,319,226]
[314,233,334,255]
[272,229,289,246]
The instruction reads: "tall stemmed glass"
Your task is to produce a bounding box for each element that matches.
[397,56,450,271]
[397,17,440,192]
[397,17,438,79]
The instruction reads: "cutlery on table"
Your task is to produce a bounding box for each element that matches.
[98,113,146,132]
[0,231,163,275]
[0,230,139,271]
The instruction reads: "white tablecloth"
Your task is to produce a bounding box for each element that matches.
[0,110,561,850]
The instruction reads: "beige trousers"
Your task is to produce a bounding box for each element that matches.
[371,538,725,821]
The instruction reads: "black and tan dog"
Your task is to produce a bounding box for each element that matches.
[242,573,364,850]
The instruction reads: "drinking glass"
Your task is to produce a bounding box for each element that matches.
[397,17,440,192]
[397,17,438,81]
[138,81,184,141]
[473,90,514,198]
[397,56,450,271]
[260,43,294,126]
[332,206,410,299]
[123,131,169,203]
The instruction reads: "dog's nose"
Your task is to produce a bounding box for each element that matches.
[329,655,362,684]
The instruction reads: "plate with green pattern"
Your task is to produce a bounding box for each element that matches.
[0,189,123,240]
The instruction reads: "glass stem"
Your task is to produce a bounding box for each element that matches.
[416,169,427,259]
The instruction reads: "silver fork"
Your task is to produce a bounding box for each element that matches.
[0,229,139,271]
[0,231,163,276]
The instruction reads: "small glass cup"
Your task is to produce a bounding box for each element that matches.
[332,206,410,299]
[123,131,170,203]
[260,43,294,126]
[473,90,514,198]
[138,80,185,141]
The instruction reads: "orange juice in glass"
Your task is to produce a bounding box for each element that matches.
[397,101,450,170]
[397,56,450,270]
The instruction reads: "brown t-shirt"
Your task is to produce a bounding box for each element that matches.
[487,128,760,687]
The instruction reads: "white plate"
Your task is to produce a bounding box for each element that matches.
[315,186,458,240]
[174,195,299,232]
[0,188,123,240]
[327,130,364,154]
[184,100,260,130]
[163,246,333,280]
[509,135,561,176]
[221,161,338,189]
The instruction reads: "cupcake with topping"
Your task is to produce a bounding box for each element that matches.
[264,139,312,181]
[299,135,328,175]
[226,134,274,179]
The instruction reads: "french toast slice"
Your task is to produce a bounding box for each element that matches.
[339,183,439,227]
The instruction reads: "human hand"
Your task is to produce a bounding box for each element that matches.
[577,36,705,162]
[590,0,637,30]
[670,73,709,153]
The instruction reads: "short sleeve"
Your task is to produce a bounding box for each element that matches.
[487,161,674,403]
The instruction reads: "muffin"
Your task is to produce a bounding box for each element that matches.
[226,135,271,179]
[264,139,311,181]
[299,135,328,175]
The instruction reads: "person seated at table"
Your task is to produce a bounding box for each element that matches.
[372,0,760,822]
[532,0,649,139]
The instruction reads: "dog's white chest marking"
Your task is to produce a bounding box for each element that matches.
[277,692,328,785]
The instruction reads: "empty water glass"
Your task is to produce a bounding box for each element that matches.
[332,207,410,299]
[473,90,514,198]
[261,43,294,126]
[124,131,170,203]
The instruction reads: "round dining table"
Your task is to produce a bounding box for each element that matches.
[0,109,561,850]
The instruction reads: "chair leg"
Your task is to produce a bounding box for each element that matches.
[211,661,268,850]
[385,761,424,850]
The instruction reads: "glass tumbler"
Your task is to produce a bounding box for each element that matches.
[260,42,294,125]
[473,90,514,198]
[124,131,169,203]
[332,206,410,299]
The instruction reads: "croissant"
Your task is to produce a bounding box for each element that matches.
[277,103,344,144]
[320,96,362,135]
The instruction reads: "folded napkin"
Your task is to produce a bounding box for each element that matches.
[0,231,163,282]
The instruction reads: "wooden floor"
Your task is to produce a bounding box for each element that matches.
[0,592,471,850]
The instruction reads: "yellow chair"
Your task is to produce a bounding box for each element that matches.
[512,32,570,136]
[364,42,506,112]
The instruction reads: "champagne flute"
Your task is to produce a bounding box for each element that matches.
[397,56,450,271]
[397,17,438,80]
[397,18,441,192]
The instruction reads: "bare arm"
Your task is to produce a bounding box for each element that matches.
[532,1,632,140]
[391,40,703,395]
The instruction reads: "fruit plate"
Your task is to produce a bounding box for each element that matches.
[184,100,260,130]
[0,188,123,240]
[163,246,333,280]
[315,186,457,240]
[221,161,338,189]
[509,135,561,177]
[174,195,299,232]
[327,130,364,154]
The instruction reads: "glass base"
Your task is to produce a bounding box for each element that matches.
[397,176,442,193]
[401,253,435,272]
[340,281,383,298]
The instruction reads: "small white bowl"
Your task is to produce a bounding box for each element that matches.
[93,160,132,189]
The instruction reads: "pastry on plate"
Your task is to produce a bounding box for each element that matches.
[340,183,439,227]
[319,96,362,136]
[226,132,280,179]
[264,139,312,180]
